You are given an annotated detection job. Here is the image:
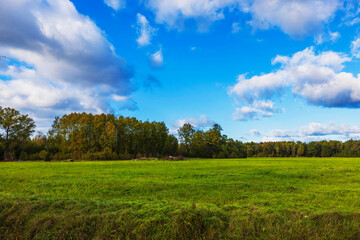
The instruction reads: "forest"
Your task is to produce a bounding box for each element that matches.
[1,106,360,161]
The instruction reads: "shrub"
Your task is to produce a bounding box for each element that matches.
[29,153,40,160]
[52,152,71,160]
[39,150,48,161]
[19,151,28,160]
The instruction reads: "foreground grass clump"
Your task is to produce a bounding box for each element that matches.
[1,158,360,239]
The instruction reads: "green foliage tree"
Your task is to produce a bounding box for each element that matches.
[296,142,305,156]
[3,107,360,160]
[178,123,195,156]
[0,106,35,160]
[164,135,179,156]
[48,112,175,160]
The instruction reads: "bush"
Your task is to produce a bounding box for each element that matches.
[19,151,28,160]
[44,152,51,162]
[52,152,71,160]
[39,150,48,161]
[82,152,119,161]
[29,153,40,160]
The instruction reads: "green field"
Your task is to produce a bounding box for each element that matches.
[1,158,360,239]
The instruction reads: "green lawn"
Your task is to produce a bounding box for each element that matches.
[1,158,360,239]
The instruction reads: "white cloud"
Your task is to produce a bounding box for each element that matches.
[0,65,106,117]
[145,0,342,37]
[250,129,261,137]
[104,0,125,11]
[246,0,340,38]
[351,36,360,58]
[112,94,131,102]
[229,47,360,120]
[315,31,341,44]
[232,22,241,33]
[346,17,360,26]
[146,0,235,28]
[149,49,163,67]
[300,122,360,137]
[233,100,281,121]
[136,13,157,46]
[170,115,215,134]
[330,31,340,41]
[0,0,134,125]
[269,129,297,138]
[251,122,360,142]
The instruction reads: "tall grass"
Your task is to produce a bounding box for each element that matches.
[1,158,360,239]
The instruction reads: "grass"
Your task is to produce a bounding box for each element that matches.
[1,158,360,239]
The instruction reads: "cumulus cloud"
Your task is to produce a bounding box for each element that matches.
[233,100,281,121]
[169,115,215,134]
[145,0,341,37]
[136,13,157,46]
[300,122,360,137]
[229,47,360,120]
[104,0,125,11]
[149,49,163,67]
[145,0,234,28]
[251,122,360,142]
[269,129,297,138]
[246,0,340,38]
[0,0,134,122]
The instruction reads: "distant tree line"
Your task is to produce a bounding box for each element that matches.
[1,106,360,161]
[244,140,360,158]
[0,109,177,161]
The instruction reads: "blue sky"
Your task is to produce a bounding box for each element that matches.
[2,0,360,142]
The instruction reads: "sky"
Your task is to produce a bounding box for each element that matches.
[2,0,360,142]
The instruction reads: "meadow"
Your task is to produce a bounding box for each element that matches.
[1,158,360,239]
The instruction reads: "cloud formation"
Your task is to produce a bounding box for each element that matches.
[104,0,125,11]
[233,100,281,121]
[300,122,360,137]
[146,0,233,28]
[251,122,360,142]
[246,0,340,38]
[169,115,215,134]
[136,13,157,46]
[0,0,134,119]
[149,49,163,67]
[229,47,360,120]
[351,36,360,58]
[145,0,342,38]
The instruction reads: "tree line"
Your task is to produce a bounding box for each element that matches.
[1,106,360,161]
[244,140,360,158]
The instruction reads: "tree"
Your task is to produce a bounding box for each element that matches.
[204,124,223,158]
[178,123,195,156]
[296,142,305,156]
[164,135,178,156]
[0,106,36,160]
[189,130,207,157]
